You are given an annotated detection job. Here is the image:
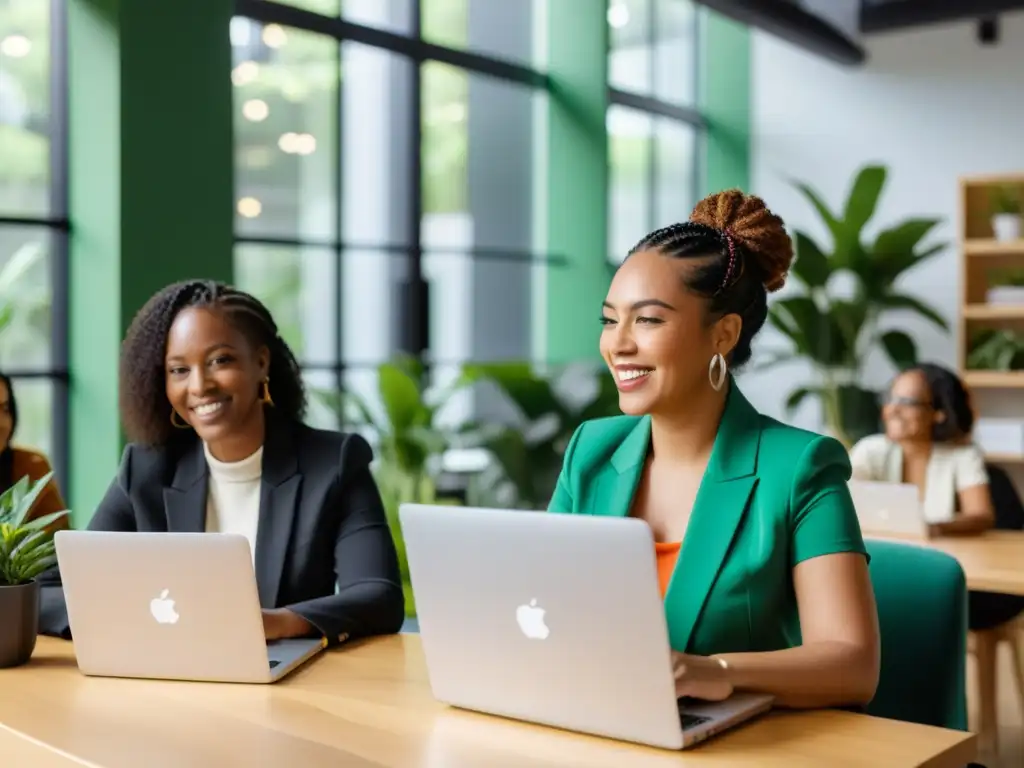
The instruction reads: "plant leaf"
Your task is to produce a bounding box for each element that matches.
[791,231,831,288]
[377,362,425,432]
[842,165,887,236]
[785,386,821,415]
[878,293,949,331]
[879,329,918,369]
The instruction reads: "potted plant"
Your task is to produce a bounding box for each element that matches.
[754,164,950,447]
[991,185,1022,242]
[0,472,69,667]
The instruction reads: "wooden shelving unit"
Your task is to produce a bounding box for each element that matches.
[958,173,1024,466]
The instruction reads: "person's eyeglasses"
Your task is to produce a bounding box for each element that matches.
[883,395,931,409]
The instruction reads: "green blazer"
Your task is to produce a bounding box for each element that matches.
[548,380,868,657]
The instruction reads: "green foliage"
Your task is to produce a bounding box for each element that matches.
[761,165,949,445]
[315,355,472,616]
[463,362,621,508]
[967,330,1024,372]
[991,185,1022,216]
[0,473,68,586]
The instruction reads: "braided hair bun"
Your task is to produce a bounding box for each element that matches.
[689,189,793,293]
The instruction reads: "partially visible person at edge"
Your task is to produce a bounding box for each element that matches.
[548,189,881,709]
[850,364,1024,631]
[0,371,68,531]
[37,280,405,644]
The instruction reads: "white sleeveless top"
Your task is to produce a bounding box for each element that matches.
[848,434,989,524]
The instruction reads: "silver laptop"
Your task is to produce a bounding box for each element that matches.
[54,531,325,683]
[398,504,774,750]
[848,480,928,538]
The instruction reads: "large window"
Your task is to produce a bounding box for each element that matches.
[0,0,68,481]
[607,0,701,264]
[232,0,549,426]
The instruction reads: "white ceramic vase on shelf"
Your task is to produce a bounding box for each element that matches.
[992,213,1022,242]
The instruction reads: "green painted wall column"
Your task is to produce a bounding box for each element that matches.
[537,2,608,365]
[699,8,751,194]
[67,0,234,526]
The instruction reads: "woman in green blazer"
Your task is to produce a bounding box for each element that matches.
[549,189,880,709]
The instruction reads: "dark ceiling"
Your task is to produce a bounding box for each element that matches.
[692,0,1024,65]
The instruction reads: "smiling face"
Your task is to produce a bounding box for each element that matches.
[164,306,269,454]
[600,248,740,416]
[882,370,941,444]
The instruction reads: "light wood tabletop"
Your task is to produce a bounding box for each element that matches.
[867,530,1024,596]
[0,634,976,767]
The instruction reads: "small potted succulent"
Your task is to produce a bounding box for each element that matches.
[991,185,1022,242]
[0,472,69,668]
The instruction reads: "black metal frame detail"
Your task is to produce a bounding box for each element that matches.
[233,0,560,391]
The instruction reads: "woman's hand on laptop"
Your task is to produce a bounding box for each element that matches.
[671,652,734,702]
[262,608,314,641]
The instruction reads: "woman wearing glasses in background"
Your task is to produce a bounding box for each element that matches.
[849,363,995,537]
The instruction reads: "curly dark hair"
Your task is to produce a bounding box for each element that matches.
[119,280,306,446]
[625,189,794,369]
[902,362,975,443]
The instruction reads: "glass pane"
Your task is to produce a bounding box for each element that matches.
[341,42,415,247]
[342,0,416,35]
[608,0,651,95]
[654,0,696,105]
[6,376,53,466]
[608,106,652,264]
[340,249,404,368]
[232,20,338,241]
[0,0,52,217]
[270,0,340,14]
[233,243,338,367]
[653,117,697,229]
[302,369,340,431]
[421,62,544,254]
[0,226,51,368]
[422,0,546,70]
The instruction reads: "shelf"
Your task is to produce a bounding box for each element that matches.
[963,239,1024,256]
[986,452,1024,464]
[963,370,1024,388]
[964,304,1024,320]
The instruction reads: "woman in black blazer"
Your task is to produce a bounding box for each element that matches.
[39,280,405,645]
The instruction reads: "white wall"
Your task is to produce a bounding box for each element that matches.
[743,12,1024,435]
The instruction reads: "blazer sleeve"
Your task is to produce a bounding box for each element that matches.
[14,449,70,534]
[547,422,587,513]
[789,436,869,567]
[38,445,140,639]
[284,433,405,645]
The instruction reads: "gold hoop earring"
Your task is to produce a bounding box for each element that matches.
[708,353,728,392]
[170,410,191,429]
[260,378,274,406]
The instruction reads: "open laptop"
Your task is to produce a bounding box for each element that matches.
[398,504,774,751]
[54,531,325,684]
[848,480,928,538]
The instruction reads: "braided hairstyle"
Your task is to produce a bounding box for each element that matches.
[119,280,306,446]
[626,189,794,368]
[903,362,975,443]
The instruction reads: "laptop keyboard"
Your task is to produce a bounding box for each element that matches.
[678,698,713,731]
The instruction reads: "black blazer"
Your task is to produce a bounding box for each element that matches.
[38,412,406,646]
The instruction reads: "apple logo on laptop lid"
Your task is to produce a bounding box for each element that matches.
[516,599,550,640]
[150,589,180,625]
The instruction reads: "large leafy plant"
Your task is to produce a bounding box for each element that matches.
[761,165,949,446]
[0,473,69,586]
[464,362,621,509]
[317,356,471,616]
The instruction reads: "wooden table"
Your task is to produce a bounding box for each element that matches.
[0,635,976,767]
[868,530,1024,595]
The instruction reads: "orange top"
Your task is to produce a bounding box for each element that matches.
[10,447,69,533]
[655,541,682,597]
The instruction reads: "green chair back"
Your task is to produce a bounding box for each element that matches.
[865,539,968,731]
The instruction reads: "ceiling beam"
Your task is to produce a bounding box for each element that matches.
[861,0,1024,34]
[693,0,865,65]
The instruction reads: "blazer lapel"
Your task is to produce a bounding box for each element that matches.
[254,413,301,609]
[163,439,208,532]
[663,381,761,652]
[592,416,651,517]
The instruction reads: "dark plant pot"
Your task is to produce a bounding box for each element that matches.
[0,579,39,668]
